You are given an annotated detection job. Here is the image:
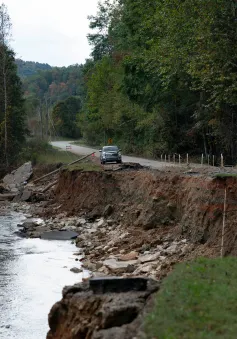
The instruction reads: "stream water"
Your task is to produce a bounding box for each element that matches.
[0,211,85,339]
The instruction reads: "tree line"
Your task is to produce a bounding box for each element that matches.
[80,0,237,163]
[3,0,237,166]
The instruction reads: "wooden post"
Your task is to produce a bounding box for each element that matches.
[173,154,176,164]
[207,154,210,166]
[221,154,224,167]
[165,154,167,163]
[161,154,163,162]
[201,154,204,166]
[221,188,227,258]
[179,154,181,166]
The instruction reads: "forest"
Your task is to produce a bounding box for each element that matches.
[2,0,237,165]
[81,0,237,162]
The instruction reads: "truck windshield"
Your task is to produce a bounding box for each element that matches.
[103,146,118,152]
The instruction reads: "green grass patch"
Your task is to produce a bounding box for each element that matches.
[37,148,79,164]
[67,162,103,172]
[144,257,237,339]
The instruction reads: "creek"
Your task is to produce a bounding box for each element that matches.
[0,211,85,339]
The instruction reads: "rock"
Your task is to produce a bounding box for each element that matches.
[76,218,87,226]
[165,244,178,255]
[107,219,114,226]
[40,230,78,240]
[97,218,105,227]
[119,251,139,261]
[138,253,160,264]
[103,204,113,217]
[47,278,159,339]
[3,162,32,192]
[82,261,97,271]
[96,262,103,270]
[103,259,137,273]
[89,277,149,294]
[70,267,83,273]
[133,263,155,275]
[119,232,129,240]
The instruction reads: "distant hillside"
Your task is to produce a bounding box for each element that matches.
[16,59,52,78]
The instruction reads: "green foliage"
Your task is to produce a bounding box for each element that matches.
[16,59,52,78]
[52,96,81,138]
[0,46,26,165]
[82,0,237,163]
[19,138,79,165]
[144,257,237,339]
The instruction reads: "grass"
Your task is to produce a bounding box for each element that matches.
[213,173,237,178]
[144,257,237,339]
[36,148,80,164]
[67,162,103,172]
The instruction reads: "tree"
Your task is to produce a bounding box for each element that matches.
[0,3,25,165]
[52,96,81,138]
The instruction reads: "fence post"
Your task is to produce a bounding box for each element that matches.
[207,154,210,166]
[179,154,181,166]
[161,154,163,162]
[221,154,224,167]
[165,154,167,163]
[201,154,204,167]
[173,154,176,164]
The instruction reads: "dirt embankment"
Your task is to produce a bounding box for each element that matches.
[44,168,237,339]
[52,169,237,256]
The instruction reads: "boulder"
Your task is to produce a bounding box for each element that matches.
[20,189,32,202]
[138,253,160,264]
[119,251,139,261]
[70,267,83,274]
[40,230,78,240]
[103,258,137,273]
[3,162,32,192]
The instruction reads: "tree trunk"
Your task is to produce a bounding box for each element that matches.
[3,55,8,166]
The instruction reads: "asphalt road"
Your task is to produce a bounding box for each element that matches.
[51,141,172,169]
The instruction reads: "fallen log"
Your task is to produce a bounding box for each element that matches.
[32,152,95,184]
[42,180,58,193]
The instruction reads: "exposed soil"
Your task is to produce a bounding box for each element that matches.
[6,162,237,339]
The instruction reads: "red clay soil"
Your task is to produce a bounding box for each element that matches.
[45,169,237,257]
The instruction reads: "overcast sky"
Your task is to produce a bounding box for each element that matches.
[5,0,99,66]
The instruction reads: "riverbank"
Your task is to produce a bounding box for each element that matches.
[3,161,237,338]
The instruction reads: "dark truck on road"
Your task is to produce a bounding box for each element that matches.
[99,146,122,164]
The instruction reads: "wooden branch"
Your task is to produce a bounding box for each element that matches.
[32,152,95,184]
[42,180,58,193]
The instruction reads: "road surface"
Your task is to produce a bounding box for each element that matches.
[51,141,173,169]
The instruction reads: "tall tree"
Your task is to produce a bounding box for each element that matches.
[0,3,11,165]
[0,3,25,165]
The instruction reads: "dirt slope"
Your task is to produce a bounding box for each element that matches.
[50,169,237,257]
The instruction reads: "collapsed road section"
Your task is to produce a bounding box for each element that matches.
[2,160,237,338]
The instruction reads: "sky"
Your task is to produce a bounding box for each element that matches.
[5,0,99,66]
